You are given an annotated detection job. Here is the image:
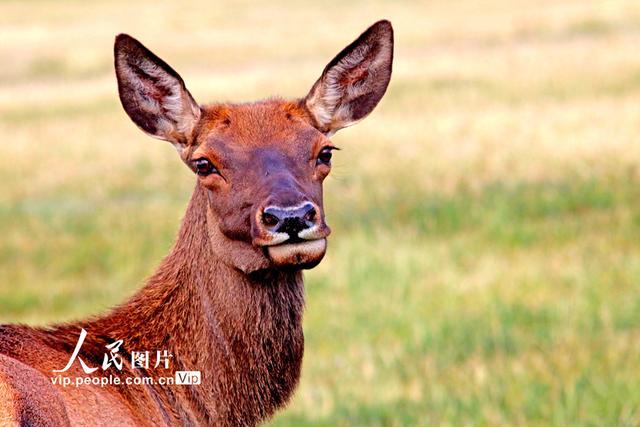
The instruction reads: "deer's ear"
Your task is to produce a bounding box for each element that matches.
[304,20,393,136]
[114,34,201,150]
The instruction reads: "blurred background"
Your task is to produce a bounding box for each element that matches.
[1,0,640,425]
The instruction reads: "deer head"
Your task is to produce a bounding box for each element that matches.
[114,21,393,273]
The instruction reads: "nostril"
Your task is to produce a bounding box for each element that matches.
[262,211,280,228]
[303,207,317,223]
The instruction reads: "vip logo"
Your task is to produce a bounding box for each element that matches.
[175,371,201,385]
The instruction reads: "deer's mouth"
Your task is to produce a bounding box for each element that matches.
[266,238,327,268]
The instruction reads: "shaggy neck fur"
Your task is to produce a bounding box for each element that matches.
[51,184,306,426]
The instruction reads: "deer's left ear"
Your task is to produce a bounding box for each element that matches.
[304,20,394,136]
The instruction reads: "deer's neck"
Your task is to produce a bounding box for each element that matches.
[95,184,305,425]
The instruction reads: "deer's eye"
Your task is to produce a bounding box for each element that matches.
[316,147,334,166]
[193,158,218,176]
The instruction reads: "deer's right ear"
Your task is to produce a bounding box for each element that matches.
[114,34,201,151]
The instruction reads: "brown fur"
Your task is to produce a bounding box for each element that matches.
[0,20,393,426]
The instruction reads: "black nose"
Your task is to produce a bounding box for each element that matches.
[261,202,317,238]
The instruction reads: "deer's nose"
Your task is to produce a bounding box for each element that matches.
[261,202,317,238]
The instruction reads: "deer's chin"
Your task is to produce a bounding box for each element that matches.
[266,238,327,269]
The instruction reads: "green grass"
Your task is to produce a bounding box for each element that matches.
[2,0,640,425]
[275,175,640,425]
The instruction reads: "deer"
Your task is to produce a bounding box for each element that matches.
[0,20,393,426]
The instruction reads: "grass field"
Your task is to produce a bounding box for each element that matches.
[2,0,640,425]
